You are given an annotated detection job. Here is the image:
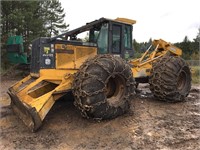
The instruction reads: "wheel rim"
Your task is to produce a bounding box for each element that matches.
[177,70,187,92]
[106,74,125,107]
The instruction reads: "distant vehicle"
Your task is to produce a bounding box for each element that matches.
[6,35,30,64]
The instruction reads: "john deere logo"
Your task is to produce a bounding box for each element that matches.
[44,47,50,54]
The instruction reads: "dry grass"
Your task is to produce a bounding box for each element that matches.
[191,66,200,84]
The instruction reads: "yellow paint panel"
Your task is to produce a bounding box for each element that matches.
[74,46,97,68]
[55,44,97,69]
[55,44,63,49]
[39,69,77,78]
[56,53,75,68]
[55,44,75,69]
[115,18,136,25]
[76,46,96,59]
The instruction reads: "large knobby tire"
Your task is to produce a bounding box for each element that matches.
[149,55,191,102]
[72,55,136,120]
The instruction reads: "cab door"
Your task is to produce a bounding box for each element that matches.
[109,23,123,57]
[109,23,133,59]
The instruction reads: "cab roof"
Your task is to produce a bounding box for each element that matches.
[51,17,136,41]
[114,18,136,25]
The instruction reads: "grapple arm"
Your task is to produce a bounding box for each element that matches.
[130,39,182,79]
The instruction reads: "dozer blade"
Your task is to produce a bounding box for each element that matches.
[8,88,42,132]
[7,74,73,132]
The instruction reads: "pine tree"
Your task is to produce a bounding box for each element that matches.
[196,28,200,41]
[132,39,140,52]
[42,0,68,37]
[196,27,200,52]
[1,1,46,47]
[1,0,68,49]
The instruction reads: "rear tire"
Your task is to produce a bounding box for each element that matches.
[72,55,135,120]
[149,55,191,102]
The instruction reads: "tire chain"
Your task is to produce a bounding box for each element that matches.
[72,54,136,120]
[149,55,191,102]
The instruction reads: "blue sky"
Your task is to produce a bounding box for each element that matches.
[60,0,200,43]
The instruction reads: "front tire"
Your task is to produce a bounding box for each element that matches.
[72,55,135,120]
[149,55,191,102]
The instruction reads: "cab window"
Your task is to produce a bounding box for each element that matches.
[97,23,108,54]
[124,25,132,49]
[112,25,121,53]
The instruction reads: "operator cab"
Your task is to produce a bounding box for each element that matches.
[88,20,134,59]
[55,17,136,59]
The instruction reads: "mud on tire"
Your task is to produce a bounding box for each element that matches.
[72,55,136,120]
[149,55,191,102]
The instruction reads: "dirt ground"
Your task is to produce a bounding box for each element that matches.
[0,74,200,150]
